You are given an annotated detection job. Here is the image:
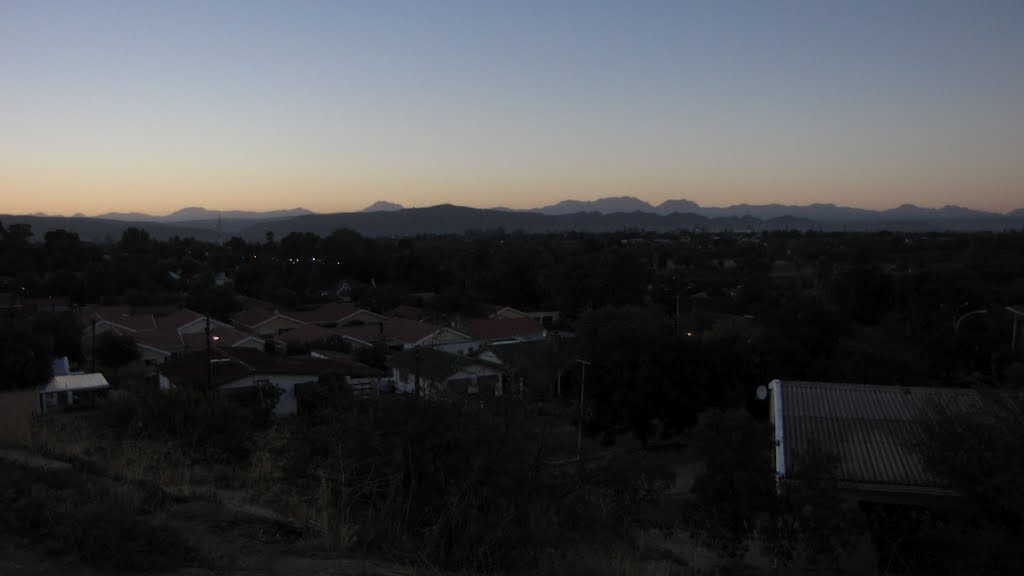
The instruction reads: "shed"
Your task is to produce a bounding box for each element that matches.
[39,373,110,414]
[765,379,1009,503]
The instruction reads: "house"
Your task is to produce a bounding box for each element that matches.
[388,347,505,398]
[489,306,560,328]
[385,305,425,321]
[273,324,369,352]
[38,373,110,414]
[80,308,260,365]
[489,306,531,320]
[135,322,264,365]
[158,308,234,335]
[81,306,157,335]
[335,318,473,352]
[308,350,390,397]
[764,379,1023,504]
[458,317,546,345]
[158,348,383,416]
[232,308,304,336]
[288,302,386,327]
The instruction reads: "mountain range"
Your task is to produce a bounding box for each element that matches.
[4,197,1022,241]
[51,197,1024,223]
[94,206,314,222]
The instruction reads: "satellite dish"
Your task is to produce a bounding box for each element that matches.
[756,385,768,401]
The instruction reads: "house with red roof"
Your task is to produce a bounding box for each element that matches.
[335,318,472,352]
[287,302,386,327]
[232,308,304,336]
[81,306,157,335]
[135,311,264,364]
[272,324,371,353]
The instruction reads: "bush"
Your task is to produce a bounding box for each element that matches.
[253,396,547,571]
[688,411,776,558]
[0,462,195,572]
[101,385,278,461]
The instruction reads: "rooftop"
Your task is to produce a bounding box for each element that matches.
[773,380,1023,495]
[41,373,110,393]
[458,317,545,341]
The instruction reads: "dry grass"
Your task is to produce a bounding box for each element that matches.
[0,389,37,447]
[531,547,678,576]
[24,412,245,498]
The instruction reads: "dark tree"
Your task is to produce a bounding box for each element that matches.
[94,332,140,369]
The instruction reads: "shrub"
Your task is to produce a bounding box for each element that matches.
[254,396,547,571]
[101,385,277,461]
[0,462,195,572]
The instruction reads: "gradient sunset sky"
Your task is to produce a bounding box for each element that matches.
[3,0,1023,216]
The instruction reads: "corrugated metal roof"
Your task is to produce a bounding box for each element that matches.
[41,373,110,393]
[777,381,1007,490]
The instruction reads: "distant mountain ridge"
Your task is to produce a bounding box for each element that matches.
[531,196,1017,221]
[94,207,313,222]
[361,201,404,212]
[11,197,1023,241]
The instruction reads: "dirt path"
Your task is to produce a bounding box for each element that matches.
[0,449,72,471]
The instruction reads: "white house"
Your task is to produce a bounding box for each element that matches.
[38,373,110,414]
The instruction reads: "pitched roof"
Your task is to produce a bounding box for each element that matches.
[41,373,110,393]
[134,329,185,353]
[385,305,424,320]
[181,325,255,349]
[334,323,385,343]
[334,318,455,345]
[286,302,389,325]
[772,380,1021,494]
[459,317,545,341]
[287,302,361,324]
[489,306,530,319]
[232,307,301,329]
[154,308,204,331]
[383,318,444,343]
[159,349,253,387]
[275,324,347,346]
[82,306,157,332]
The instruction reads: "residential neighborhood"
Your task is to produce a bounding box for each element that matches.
[2,224,1023,575]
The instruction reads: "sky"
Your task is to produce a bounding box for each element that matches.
[2,0,1023,216]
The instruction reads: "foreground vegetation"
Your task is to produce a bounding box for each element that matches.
[0,461,196,572]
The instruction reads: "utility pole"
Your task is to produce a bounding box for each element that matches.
[576,358,591,456]
[205,315,212,390]
[675,291,682,331]
[414,346,421,398]
[91,318,96,373]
